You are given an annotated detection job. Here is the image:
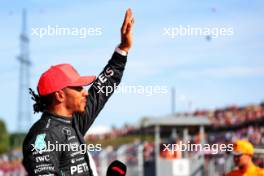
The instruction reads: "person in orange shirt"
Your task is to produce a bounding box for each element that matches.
[225,139,264,176]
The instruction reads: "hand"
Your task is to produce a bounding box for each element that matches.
[119,8,135,53]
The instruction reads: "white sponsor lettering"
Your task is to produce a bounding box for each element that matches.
[70,163,88,174]
[34,164,54,174]
[67,136,76,141]
[105,67,114,77]
[36,155,50,163]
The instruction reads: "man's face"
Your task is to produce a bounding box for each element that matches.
[62,86,88,113]
[233,154,251,167]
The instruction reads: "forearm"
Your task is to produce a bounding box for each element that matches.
[75,51,127,135]
[92,51,127,97]
[74,8,134,135]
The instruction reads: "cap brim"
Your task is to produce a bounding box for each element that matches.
[69,76,96,87]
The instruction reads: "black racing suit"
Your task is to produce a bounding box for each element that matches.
[22,52,127,176]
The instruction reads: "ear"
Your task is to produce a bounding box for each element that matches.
[54,90,65,103]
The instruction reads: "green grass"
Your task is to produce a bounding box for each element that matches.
[87,134,154,149]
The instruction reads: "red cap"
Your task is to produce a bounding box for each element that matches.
[37,64,96,96]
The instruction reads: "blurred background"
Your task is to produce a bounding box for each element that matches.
[0,0,263,175]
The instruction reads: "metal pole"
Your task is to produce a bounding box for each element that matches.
[137,144,144,176]
[199,126,205,145]
[183,128,189,158]
[155,125,160,176]
[199,125,205,175]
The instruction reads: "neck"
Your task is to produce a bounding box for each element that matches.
[240,160,253,171]
[48,105,73,118]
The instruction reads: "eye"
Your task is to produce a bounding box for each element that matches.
[68,86,84,92]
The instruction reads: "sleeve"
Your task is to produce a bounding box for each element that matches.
[74,51,127,135]
[22,131,61,175]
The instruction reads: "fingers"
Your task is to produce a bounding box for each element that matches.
[122,8,133,34]
[121,9,129,34]
[124,8,132,25]
[124,18,134,35]
[126,17,134,33]
[126,8,132,20]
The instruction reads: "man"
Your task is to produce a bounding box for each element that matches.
[225,139,264,176]
[22,9,134,176]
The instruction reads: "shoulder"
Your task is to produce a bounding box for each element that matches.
[254,166,264,175]
[25,116,58,136]
[23,116,66,148]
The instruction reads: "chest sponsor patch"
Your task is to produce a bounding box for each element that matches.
[70,163,88,174]
[34,134,46,150]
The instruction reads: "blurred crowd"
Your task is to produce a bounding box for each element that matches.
[142,103,264,165]
[209,125,264,147]
[1,103,264,175]
[193,102,264,126]
[87,103,264,167]
[86,103,264,142]
[0,149,25,176]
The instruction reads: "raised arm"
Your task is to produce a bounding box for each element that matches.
[74,8,135,135]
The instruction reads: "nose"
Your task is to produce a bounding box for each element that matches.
[83,89,89,96]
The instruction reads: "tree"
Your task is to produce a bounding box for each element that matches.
[0,119,9,154]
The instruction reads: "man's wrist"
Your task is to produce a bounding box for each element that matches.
[115,46,128,56]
